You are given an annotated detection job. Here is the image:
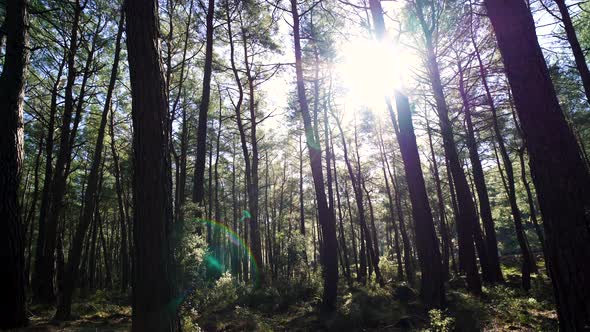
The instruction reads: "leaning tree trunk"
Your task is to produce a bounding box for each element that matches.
[368,0,444,303]
[125,0,177,329]
[392,91,445,307]
[54,9,124,320]
[35,0,83,303]
[0,0,29,327]
[456,60,504,284]
[290,0,339,309]
[484,0,590,328]
[416,4,482,293]
[554,0,590,104]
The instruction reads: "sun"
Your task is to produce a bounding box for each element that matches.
[335,37,418,113]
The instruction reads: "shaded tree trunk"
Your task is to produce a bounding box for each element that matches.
[290,0,339,308]
[125,0,177,329]
[484,0,590,327]
[391,91,445,306]
[54,9,124,319]
[35,0,84,303]
[414,0,482,293]
[0,0,29,327]
[554,0,590,104]
[192,0,215,205]
[456,59,503,284]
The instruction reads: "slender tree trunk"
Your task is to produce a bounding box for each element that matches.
[242,31,264,285]
[416,6,481,293]
[0,0,28,326]
[379,139,404,280]
[291,0,339,308]
[391,92,444,306]
[456,60,503,284]
[110,110,130,292]
[25,134,44,286]
[553,0,590,104]
[54,9,124,319]
[33,55,65,302]
[36,0,83,303]
[192,0,215,205]
[125,0,177,328]
[485,0,590,327]
[425,120,451,281]
[331,136,351,282]
[368,0,443,298]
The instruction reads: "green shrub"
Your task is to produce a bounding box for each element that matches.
[425,309,455,332]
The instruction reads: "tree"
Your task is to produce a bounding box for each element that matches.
[290,0,339,309]
[412,0,482,294]
[484,0,590,328]
[553,0,590,104]
[368,0,444,305]
[125,0,177,329]
[54,8,125,320]
[0,0,29,327]
[192,0,215,205]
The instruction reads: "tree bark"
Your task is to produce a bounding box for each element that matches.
[392,91,444,306]
[125,0,177,328]
[484,0,590,328]
[0,0,28,327]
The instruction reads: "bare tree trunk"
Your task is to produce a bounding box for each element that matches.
[35,0,83,303]
[192,0,215,205]
[485,0,590,327]
[54,9,124,319]
[0,0,28,326]
[456,59,503,284]
[291,0,339,308]
[425,120,451,281]
[125,0,177,328]
[415,3,482,293]
[391,92,444,306]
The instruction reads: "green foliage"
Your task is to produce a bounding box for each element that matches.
[425,309,455,332]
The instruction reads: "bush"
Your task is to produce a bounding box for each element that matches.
[425,309,455,332]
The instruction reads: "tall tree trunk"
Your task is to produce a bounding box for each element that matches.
[25,134,44,286]
[192,0,215,205]
[331,135,351,282]
[242,29,264,285]
[484,0,590,328]
[378,133,404,280]
[54,9,124,319]
[110,110,130,291]
[414,0,482,293]
[36,0,83,303]
[125,0,177,329]
[425,120,451,280]
[391,91,444,306]
[368,0,443,299]
[0,0,28,327]
[290,0,339,308]
[33,55,66,302]
[456,60,503,284]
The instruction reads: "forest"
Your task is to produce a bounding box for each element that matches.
[1,0,590,330]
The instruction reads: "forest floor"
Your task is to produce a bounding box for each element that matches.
[17,257,557,332]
